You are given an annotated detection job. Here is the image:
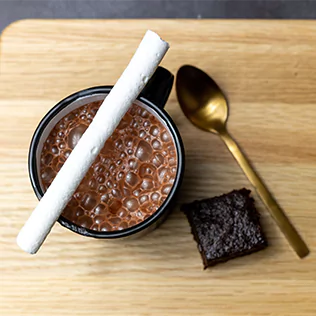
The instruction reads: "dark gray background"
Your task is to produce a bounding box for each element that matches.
[1,0,316,33]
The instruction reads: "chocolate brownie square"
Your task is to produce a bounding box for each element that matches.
[182,189,267,268]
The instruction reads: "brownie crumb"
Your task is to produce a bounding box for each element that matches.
[182,189,267,269]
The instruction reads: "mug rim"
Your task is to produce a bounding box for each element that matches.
[28,86,185,238]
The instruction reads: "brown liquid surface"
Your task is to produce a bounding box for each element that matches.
[40,100,177,231]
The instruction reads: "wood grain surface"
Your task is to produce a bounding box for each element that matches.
[0,20,315,316]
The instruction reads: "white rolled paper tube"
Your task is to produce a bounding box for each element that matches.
[17,30,169,254]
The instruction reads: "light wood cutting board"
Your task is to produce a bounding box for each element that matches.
[0,20,315,316]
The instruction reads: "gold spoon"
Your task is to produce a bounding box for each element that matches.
[176,65,309,258]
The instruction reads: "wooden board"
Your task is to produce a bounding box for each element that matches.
[0,20,315,316]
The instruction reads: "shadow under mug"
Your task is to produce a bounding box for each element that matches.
[28,67,185,239]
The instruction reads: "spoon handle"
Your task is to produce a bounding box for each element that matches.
[220,128,309,258]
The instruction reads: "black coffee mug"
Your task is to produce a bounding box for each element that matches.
[28,67,185,239]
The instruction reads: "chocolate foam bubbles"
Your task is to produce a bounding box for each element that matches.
[40,100,177,231]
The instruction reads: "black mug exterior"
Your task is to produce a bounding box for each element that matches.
[140,66,174,109]
[28,67,185,239]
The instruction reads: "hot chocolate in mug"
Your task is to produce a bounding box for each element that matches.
[28,67,185,239]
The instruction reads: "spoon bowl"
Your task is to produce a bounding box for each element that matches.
[176,65,309,258]
[176,65,228,133]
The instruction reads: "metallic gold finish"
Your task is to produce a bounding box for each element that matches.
[176,65,309,259]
